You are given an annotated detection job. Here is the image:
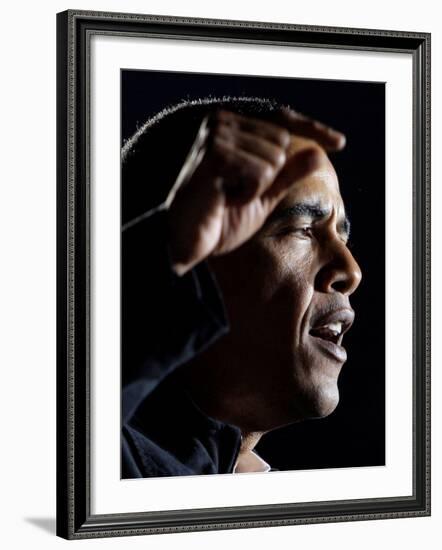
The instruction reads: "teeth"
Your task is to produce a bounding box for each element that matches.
[323,322,343,335]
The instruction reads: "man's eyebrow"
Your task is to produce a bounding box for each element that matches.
[269,202,329,222]
[266,201,351,238]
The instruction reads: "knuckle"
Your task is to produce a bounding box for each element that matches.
[276,128,291,147]
[216,122,236,143]
[278,106,301,123]
[215,109,236,125]
[311,119,326,132]
[273,148,287,168]
[257,162,275,186]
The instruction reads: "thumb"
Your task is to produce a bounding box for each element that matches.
[262,147,322,207]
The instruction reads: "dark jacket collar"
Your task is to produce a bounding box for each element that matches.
[128,370,242,476]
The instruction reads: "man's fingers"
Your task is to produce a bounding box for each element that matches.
[217,122,287,169]
[188,107,342,210]
[273,108,346,151]
[211,107,345,152]
[208,136,277,205]
[211,109,291,148]
[262,147,322,207]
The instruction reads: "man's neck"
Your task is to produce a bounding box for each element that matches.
[233,431,270,473]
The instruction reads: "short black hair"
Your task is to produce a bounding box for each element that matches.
[121,96,290,225]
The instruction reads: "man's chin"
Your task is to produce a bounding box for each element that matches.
[293,381,340,421]
[297,353,344,419]
[314,393,340,419]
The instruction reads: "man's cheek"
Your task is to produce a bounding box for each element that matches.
[273,253,314,306]
[251,244,310,300]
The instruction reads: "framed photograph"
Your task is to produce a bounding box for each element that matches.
[56,9,431,539]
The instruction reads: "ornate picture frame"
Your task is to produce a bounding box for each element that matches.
[56,9,430,539]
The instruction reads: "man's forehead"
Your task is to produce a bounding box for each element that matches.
[276,136,348,224]
[280,161,343,213]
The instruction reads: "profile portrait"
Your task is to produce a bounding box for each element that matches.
[120,70,385,478]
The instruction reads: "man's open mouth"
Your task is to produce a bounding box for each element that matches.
[308,308,355,362]
[309,322,345,345]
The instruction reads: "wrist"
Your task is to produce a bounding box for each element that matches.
[166,207,199,276]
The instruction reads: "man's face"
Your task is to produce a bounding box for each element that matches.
[206,138,362,432]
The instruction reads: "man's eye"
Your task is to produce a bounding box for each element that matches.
[278,226,312,238]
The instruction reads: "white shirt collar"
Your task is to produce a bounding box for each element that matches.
[233,450,271,473]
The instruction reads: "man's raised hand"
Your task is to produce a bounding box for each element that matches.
[166,108,345,275]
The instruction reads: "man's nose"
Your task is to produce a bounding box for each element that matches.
[315,240,362,296]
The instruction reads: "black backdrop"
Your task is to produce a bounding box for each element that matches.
[121,69,385,471]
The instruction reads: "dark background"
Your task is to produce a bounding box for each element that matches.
[121,69,385,471]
